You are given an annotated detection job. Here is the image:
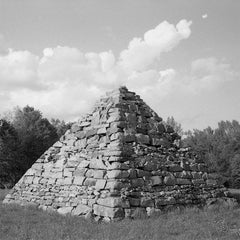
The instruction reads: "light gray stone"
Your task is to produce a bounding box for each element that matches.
[57,207,73,215]
[93,170,106,179]
[73,177,85,185]
[74,168,86,177]
[97,127,107,135]
[78,160,90,168]
[95,179,107,189]
[97,197,129,208]
[150,176,162,186]
[84,178,96,187]
[93,204,124,218]
[72,204,91,216]
[106,170,129,179]
[79,122,90,127]
[53,141,64,148]
[90,158,107,169]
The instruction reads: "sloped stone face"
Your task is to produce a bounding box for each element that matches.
[3,86,230,221]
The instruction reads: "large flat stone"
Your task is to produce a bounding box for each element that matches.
[83,178,96,187]
[73,177,85,185]
[93,170,106,179]
[57,207,73,215]
[93,204,124,218]
[75,139,87,148]
[95,179,107,189]
[97,127,107,135]
[75,131,86,139]
[106,170,129,179]
[63,177,73,185]
[136,134,150,145]
[97,197,129,208]
[74,168,87,177]
[72,204,91,216]
[150,176,162,186]
[78,160,90,168]
[90,158,107,169]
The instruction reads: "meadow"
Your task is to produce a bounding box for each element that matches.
[1,190,240,240]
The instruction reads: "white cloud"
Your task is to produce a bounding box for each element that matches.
[0,49,45,91]
[202,14,208,19]
[0,45,122,120]
[3,19,237,129]
[0,19,193,120]
[118,20,192,72]
[99,51,115,72]
[190,57,238,90]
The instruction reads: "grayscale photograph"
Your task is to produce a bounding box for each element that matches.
[0,1,240,239]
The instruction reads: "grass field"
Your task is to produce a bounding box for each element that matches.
[1,190,240,240]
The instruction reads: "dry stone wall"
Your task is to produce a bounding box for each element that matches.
[3,86,230,221]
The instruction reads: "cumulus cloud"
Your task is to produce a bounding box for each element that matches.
[0,45,122,119]
[4,19,237,126]
[119,20,192,71]
[0,19,194,121]
[0,49,45,91]
[190,57,238,90]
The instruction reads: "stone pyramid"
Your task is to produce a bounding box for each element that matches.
[4,86,227,220]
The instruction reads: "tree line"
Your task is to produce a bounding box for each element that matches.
[0,106,71,188]
[167,117,240,188]
[1,109,240,189]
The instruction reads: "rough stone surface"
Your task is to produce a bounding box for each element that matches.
[72,204,91,216]
[3,86,232,221]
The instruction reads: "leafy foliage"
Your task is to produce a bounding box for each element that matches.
[166,116,183,136]
[184,120,240,187]
[12,106,59,170]
[0,119,21,187]
[0,106,71,188]
[50,118,72,138]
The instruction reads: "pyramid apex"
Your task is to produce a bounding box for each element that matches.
[105,85,133,99]
[118,85,128,91]
[110,85,129,93]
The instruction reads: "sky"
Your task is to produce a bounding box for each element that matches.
[0,0,239,130]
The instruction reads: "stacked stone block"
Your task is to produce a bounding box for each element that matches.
[3,86,228,220]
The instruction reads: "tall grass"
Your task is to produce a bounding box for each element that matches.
[1,189,240,240]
